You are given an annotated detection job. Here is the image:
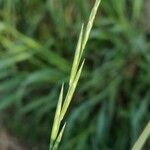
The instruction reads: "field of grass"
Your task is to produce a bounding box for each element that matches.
[0,0,150,149]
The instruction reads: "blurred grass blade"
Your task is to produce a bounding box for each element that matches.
[50,84,64,146]
[133,0,143,19]
[132,121,150,150]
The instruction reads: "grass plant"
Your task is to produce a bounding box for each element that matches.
[50,0,101,149]
[0,0,149,149]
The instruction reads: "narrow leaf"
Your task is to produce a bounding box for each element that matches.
[69,24,84,86]
[50,84,64,145]
[81,0,101,55]
[60,60,85,121]
[132,121,150,150]
[52,123,66,150]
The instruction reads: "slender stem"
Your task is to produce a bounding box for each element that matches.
[132,121,150,150]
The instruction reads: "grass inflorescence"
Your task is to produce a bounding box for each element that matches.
[50,1,101,149]
[0,0,149,149]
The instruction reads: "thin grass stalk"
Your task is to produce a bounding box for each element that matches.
[50,0,101,149]
[132,120,150,150]
[50,85,64,148]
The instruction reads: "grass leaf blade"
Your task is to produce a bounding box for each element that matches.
[132,121,150,150]
[52,123,66,150]
[60,60,85,121]
[50,84,64,146]
[81,0,101,55]
[69,24,84,86]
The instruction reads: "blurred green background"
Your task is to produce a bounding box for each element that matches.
[0,0,150,149]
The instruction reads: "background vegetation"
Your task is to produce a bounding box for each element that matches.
[0,0,149,149]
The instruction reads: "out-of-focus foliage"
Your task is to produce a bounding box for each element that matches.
[0,0,149,149]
